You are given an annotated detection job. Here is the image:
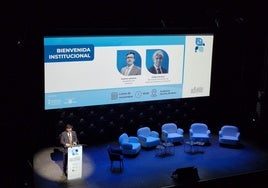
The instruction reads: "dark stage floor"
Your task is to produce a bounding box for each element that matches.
[32,134,268,188]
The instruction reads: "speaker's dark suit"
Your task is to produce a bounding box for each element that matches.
[148,66,168,74]
[60,130,78,175]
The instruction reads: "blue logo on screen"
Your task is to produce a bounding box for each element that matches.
[44,44,94,63]
[195,38,205,52]
[111,92,118,100]
[72,148,79,156]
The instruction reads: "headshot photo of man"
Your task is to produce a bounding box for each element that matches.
[147,49,168,74]
[119,51,141,76]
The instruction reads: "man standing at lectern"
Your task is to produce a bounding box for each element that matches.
[60,124,78,176]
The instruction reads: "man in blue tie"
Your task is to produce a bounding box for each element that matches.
[148,50,168,74]
[120,51,141,76]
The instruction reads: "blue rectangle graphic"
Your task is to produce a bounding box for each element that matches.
[45,44,94,63]
[45,84,182,109]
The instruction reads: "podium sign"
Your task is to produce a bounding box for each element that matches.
[67,145,83,180]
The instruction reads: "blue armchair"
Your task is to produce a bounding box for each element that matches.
[118,133,141,155]
[219,125,240,145]
[189,123,211,144]
[161,123,184,144]
[137,126,161,148]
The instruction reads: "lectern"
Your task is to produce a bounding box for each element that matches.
[67,144,83,180]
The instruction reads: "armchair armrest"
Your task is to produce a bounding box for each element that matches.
[236,132,240,138]
[207,130,211,135]
[129,136,139,143]
[189,129,193,136]
[150,131,159,138]
[177,128,184,135]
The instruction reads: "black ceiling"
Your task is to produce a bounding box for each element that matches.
[6,1,267,33]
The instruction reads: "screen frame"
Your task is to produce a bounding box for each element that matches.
[43,27,215,110]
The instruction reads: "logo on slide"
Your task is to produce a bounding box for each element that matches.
[111,92,118,100]
[72,148,79,156]
[195,38,205,53]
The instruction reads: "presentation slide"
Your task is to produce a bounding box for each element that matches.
[44,34,213,110]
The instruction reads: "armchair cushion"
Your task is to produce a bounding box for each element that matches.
[138,135,147,142]
[121,143,133,150]
[128,136,139,143]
